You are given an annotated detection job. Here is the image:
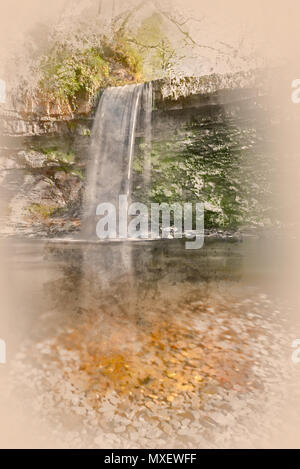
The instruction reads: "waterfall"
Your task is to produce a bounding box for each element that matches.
[142,82,152,188]
[79,82,152,311]
[82,83,144,240]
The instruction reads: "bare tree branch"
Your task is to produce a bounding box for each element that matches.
[127,38,161,50]
[151,1,249,62]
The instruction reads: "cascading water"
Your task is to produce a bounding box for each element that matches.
[141,82,152,188]
[82,83,144,240]
[79,82,152,304]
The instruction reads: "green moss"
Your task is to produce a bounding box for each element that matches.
[34,147,84,180]
[27,203,58,220]
[80,127,91,137]
[40,147,75,163]
[71,169,84,181]
[132,118,278,231]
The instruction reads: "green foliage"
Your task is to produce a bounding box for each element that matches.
[102,33,143,79]
[38,34,144,110]
[39,46,109,107]
[35,10,180,106]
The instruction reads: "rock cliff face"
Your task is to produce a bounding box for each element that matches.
[0,71,274,239]
[152,70,267,108]
[0,70,266,136]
